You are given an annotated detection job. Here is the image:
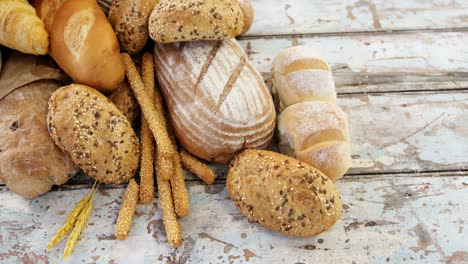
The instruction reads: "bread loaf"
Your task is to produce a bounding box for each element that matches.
[0,81,78,198]
[273,46,350,181]
[237,0,254,33]
[47,84,140,184]
[149,0,244,43]
[0,0,49,55]
[109,80,140,125]
[33,0,125,93]
[108,0,157,54]
[154,39,276,163]
[227,149,342,237]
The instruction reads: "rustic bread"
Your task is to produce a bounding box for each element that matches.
[273,46,350,181]
[47,84,140,184]
[0,80,78,198]
[149,0,244,43]
[33,0,125,93]
[227,149,342,237]
[237,0,254,33]
[154,39,276,163]
[109,80,140,125]
[108,0,157,54]
[278,102,351,181]
[272,46,337,111]
[0,0,49,55]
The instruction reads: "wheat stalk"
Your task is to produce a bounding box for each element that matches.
[46,181,97,251]
[63,187,97,259]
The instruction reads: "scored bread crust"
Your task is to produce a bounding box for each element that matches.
[227,149,342,237]
[47,84,140,184]
[0,80,78,198]
[154,39,276,163]
[149,0,244,43]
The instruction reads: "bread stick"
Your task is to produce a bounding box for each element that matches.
[180,150,216,185]
[171,154,190,217]
[122,53,174,157]
[155,157,183,248]
[139,53,156,204]
[115,179,139,240]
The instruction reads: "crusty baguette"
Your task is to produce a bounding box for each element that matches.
[273,46,350,181]
[0,0,49,55]
[108,0,157,54]
[149,0,244,43]
[154,39,276,163]
[227,149,342,237]
[47,84,140,184]
[33,0,125,93]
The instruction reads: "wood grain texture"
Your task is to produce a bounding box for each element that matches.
[0,175,466,263]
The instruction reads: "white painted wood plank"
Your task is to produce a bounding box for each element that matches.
[0,175,466,263]
[239,32,468,86]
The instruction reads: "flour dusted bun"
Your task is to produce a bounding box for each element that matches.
[272,46,337,111]
[227,150,342,237]
[0,80,78,198]
[278,102,350,181]
[154,39,276,163]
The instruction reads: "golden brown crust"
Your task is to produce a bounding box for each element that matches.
[108,0,157,54]
[227,149,342,237]
[0,80,78,198]
[237,0,254,33]
[115,178,139,240]
[47,84,140,184]
[149,0,244,43]
[44,0,125,92]
[109,80,140,125]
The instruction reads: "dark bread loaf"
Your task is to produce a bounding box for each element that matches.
[227,149,342,237]
[47,84,140,184]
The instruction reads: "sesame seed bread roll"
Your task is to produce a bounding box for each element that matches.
[227,150,342,237]
[108,0,157,54]
[149,0,244,43]
[272,46,350,181]
[236,0,254,33]
[33,0,125,93]
[47,84,140,184]
[278,102,351,181]
[154,39,276,163]
[272,46,337,111]
[109,80,140,125]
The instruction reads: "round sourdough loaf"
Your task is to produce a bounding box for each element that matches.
[227,149,342,237]
[47,84,140,184]
[0,80,78,198]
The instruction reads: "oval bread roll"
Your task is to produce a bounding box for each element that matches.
[237,0,254,33]
[272,46,337,111]
[149,0,244,43]
[154,39,276,163]
[0,81,78,198]
[47,84,140,184]
[278,102,351,181]
[227,149,342,237]
[108,0,157,54]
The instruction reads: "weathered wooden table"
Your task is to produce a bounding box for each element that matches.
[1,1,467,263]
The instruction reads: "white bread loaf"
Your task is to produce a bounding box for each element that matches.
[33,0,125,93]
[273,46,350,181]
[154,39,276,163]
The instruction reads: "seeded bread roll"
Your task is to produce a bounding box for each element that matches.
[149,0,244,43]
[109,80,140,125]
[227,150,342,237]
[0,80,78,198]
[108,0,157,54]
[47,84,140,184]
